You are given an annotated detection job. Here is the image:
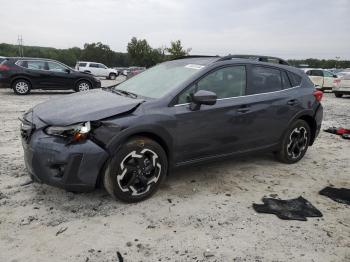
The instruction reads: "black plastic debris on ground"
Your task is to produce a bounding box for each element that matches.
[253,196,322,221]
[319,187,350,205]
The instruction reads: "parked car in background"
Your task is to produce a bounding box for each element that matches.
[0,56,6,63]
[75,61,119,80]
[0,57,101,95]
[336,69,350,78]
[333,74,350,97]
[303,69,338,91]
[114,67,129,76]
[126,66,146,79]
[20,55,323,202]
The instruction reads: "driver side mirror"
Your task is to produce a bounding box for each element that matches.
[189,90,217,111]
[65,69,71,74]
[333,74,337,78]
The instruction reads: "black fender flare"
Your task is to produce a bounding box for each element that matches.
[74,78,93,89]
[105,124,174,166]
[280,109,317,146]
[10,76,33,89]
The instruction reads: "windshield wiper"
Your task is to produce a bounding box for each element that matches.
[112,89,138,99]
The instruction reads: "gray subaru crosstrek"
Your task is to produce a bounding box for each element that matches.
[20,55,323,202]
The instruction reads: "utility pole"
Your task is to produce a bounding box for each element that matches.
[17,35,24,57]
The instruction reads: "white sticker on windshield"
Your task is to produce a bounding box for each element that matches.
[185,64,205,70]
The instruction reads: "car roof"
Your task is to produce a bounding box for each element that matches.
[7,57,61,63]
[169,56,303,76]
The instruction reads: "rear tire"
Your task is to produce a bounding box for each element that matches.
[276,119,311,164]
[104,137,168,203]
[12,79,31,95]
[334,93,343,98]
[75,80,91,92]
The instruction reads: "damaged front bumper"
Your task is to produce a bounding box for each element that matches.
[21,127,109,192]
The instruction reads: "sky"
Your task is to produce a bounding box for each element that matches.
[1,0,350,59]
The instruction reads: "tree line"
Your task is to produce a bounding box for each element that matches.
[1,39,349,69]
[0,38,190,68]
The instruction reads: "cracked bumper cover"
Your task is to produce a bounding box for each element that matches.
[22,130,109,192]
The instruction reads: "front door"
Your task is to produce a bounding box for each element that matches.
[47,61,76,89]
[171,65,254,163]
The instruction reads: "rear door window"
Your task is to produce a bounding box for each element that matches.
[281,71,292,89]
[78,63,87,67]
[287,72,302,87]
[26,60,47,70]
[249,66,282,94]
[89,63,99,68]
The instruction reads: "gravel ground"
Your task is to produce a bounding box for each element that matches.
[0,81,349,262]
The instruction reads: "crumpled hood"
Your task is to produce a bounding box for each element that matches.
[32,89,144,126]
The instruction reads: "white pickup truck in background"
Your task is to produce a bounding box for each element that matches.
[75,61,119,80]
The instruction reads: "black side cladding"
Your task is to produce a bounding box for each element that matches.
[253,196,323,221]
[319,187,350,205]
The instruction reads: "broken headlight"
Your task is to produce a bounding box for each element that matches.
[45,122,91,142]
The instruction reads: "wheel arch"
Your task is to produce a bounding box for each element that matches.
[298,114,317,145]
[11,76,33,89]
[74,78,93,89]
[280,110,317,147]
[96,129,172,188]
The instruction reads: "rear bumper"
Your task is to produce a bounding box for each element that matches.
[22,129,109,192]
[0,78,11,88]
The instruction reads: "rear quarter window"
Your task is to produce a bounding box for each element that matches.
[287,71,302,87]
[78,63,87,67]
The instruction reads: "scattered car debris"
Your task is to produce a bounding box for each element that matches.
[55,226,68,236]
[324,127,350,140]
[319,187,350,205]
[253,196,322,221]
[20,179,33,186]
[117,251,124,262]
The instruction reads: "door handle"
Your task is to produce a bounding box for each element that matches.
[237,106,250,113]
[287,99,298,106]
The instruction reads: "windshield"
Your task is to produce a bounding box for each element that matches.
[114,61,205,98]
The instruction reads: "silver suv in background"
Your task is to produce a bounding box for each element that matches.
[75,61,119,80]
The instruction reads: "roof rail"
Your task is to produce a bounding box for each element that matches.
[217,54,289,65]
[171,55,219,61]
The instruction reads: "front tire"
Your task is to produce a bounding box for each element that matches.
[104,137,168,203]
[75,80,91,92]
[12,79,31,95]
[108,73,117,80]
[276,119,311,164]
[334,93,343,98]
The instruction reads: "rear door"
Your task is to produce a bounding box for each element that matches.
[243,65,302,147]
[22,60,54,88]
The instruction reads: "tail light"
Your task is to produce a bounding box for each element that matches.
[0,64,10,71]
[313,90,323,102]
[333,79,341,86]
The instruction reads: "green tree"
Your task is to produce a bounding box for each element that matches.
[166,40,191,59]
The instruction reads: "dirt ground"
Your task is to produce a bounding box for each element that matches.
[0,80,349,262]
